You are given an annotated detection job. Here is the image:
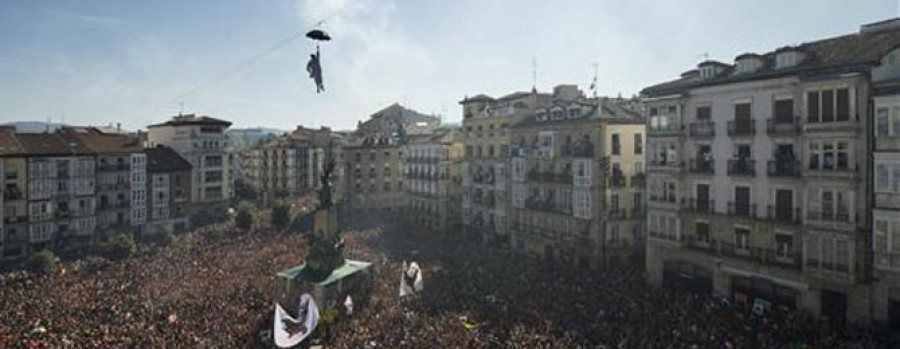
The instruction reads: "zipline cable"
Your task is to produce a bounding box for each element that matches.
[136,0,366,120]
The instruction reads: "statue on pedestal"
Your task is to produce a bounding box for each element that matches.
[304,159,345,281]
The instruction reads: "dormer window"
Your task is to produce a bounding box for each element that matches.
[734,54,762,74]
[699,66,716,80]
[568,108,579,118]
[775,49,803,69]
[551,109,564,120]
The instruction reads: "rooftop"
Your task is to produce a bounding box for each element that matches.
[642,18,900,97]
[61,127,143,154]
[145,145,193,173]
[147,114,232,128]
[15,132,92,156]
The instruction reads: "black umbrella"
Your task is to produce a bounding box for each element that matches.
[306,29,331,41]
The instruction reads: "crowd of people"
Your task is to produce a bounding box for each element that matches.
[322,227,895,348]
[0,204,896,347]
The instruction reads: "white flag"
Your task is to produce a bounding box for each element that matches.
[274,293,320,348]
[344,295,354,316]
[399,261,424,297]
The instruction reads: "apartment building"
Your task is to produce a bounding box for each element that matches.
[871,18,900,328]
[242,126,333,203]
[16,133,96,256]
[403,128,465,233]
[147,114,232,226]
[461,89,551,247]
[0,130,27,260]
[342,104,440,224]
[62,127,147,235]
[145,146,193,234]
[509,86,644,268]
[643,20,900,325]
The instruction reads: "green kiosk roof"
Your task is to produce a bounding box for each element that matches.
[277,259,372,286]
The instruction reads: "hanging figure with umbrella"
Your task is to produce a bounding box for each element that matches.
[306,28,330,93]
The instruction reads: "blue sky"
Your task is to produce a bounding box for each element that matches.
[0,0,896,131]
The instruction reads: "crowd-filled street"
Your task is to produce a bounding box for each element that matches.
[0,213,896,348]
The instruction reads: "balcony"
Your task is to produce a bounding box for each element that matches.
[875,251,900,270]
[648,159,684,174]
[727,120,756,136]
[684,198,715,214]
[609,173,627,188]
[649,193,679,205]
[684,235,716,252]
[524,197,570,215]
[98,163,130,172]
[630,173,645,188]
[687,159,715,175]
[727,202,757,218]
[99,183,129,191]
[98,202,129,211]
[3,186,24,201]
[688,121,715,138]
[766,205,802,224]
[647,230,682,244]
[806,210,851,223]
[721,242,801,269]
[647,123,683,137]
[562,143,595,158]
[767,160,801,178]
[727,159,756,176]
[607,208,627,220]
[631,206,645,216]
[766,118,801,136]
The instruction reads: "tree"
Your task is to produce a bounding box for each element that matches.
[144,227,173,247]
[101,233,136,260]
[27,250,57,274]
[234,179,257,202]
[235,202,254,230]
[272,199,291,229]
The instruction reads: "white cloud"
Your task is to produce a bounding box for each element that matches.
[297,0,437,122]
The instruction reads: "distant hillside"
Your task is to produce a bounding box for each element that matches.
[227,127,286,151]
[1,121,65,133]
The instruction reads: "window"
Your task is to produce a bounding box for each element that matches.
[808,88,851,123]
[610,194,619,212]
[878,107,890,135]
[696,106,711,120]
[735,227,750,250]
[776,234,794,258]
[611,134,621,155]
[695,222,709,242]
[774,99,794,123]
[634,134,643,155]
[877,163,890,191]
[808,139,852,171]
[807,91,820,123]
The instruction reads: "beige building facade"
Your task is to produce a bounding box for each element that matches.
[643,20,900,325]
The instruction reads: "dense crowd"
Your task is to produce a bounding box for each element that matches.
[324,227,895,349]
[0,206,896,347]
[0,212,306,348]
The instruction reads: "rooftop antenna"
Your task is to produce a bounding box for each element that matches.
[179,102,184,116]
[699,52,710,61]
[590,62,599,98]
[531,57,537,93]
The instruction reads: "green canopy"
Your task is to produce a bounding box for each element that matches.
[277,259,372,286]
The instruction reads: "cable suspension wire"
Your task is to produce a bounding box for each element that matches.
[136,0,365,120]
